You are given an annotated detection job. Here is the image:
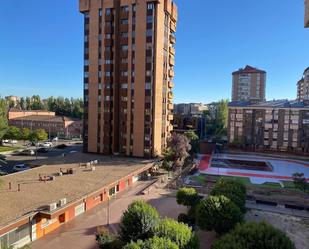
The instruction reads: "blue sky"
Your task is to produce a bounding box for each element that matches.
[0,0,308,103]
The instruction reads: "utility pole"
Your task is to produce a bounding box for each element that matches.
[107,196,110,226]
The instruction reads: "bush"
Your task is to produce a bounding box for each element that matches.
[210,178,246,213]
[120,200,160,243]
[211,222,296,249]
[178,213,190,224]
[95,226,123,249]
[155,219,198,249]
[176,187,200,207]
[123,236,179,249]
[196,195,243,234]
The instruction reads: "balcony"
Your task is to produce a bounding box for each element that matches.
[167,103,174,110]
[169,69,175,78]
[169,57,175,66]
[168,81,174,88]
[170,34,176,44]
[168,114,174,121]
[170,21,176,32]
[167,125,173,132]
[168,92,173,100]
[169,47,175,55]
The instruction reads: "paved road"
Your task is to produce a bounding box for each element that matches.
[0,144,82,174]
[31,181,186,249]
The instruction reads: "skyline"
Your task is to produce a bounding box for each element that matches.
[0,0,309,103]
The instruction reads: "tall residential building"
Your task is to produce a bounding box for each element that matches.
[79,0,177,158]
[232,65,266,102]
[305,0,309,28]
[297,67,309,101]
[228,100,309,153]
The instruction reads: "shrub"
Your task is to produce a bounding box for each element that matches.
[196,195,243,234]
[210,178,247,213]
[178,213,190,224]
[95,226,123,249]
[123,236,179,249]
[155,218,198,249]
[120,200,160,243]
[211,222,296,249]
[176,187,200,207]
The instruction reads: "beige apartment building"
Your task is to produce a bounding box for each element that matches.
[79,0,177,157]
[232,65,266,103]
[228,100,309,154]
[305,0,309,27]
[297,67,309,101]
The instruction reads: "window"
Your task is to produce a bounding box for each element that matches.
[84,72,89,78]
[99,9,102,16]
[122,6,129,12]
[146,29,153,37]
[106,34,111,39]
[121,96,128,101]
[122,45,128,51]
[121,32,128,38]
[121,83,128,89]
[121,19,129,25]
[98,83,102,90]
[105,72,111,77]
[145,83,151,90]
[84,12,89,18]
[106,8,111,16]
[121,71,128,76]
[84,83,89,90]
[84,35,89,42]
[147,16,153,23]
[146,70,152,76]
[105,60,112,64]
[84,59,89,66]
[147,3,155,10]
[121,58,128,63]
[105,96,110,101]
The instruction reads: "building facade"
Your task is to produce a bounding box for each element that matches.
[232,65,266,102]
[297,67,309,101]
[79,0,177,158]
[8,110,83,139]
[228,100,309,153]
[305,0,309,28]
[174,103,208,115]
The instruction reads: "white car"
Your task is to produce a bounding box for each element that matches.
[43,142,53,147]
[52,137,58,142]
[13,164,31,172]
[10,140,18,144]
[2,139,9,143]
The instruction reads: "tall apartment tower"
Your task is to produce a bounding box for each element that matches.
[305,0,309,28]
[79,0,177,158]
[232,65,266,102]
[297,67,309,101]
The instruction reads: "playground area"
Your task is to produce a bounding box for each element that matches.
[198,153,309,185]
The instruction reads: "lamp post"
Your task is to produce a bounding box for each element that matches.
[107,196,110,226]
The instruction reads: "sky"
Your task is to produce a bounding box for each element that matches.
[0,0,308,103]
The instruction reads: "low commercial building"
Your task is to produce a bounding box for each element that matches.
[0,159,154,248]
[228,100,309,153]
[8,109,82,139]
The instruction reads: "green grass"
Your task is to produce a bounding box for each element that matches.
[189,175,207,184]
[0,146,21,152]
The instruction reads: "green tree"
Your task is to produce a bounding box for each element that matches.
[3,126,21,141]
[0,98,8,142]
[120,200,160,243]
[155,219,198,249]
[30,129,48,142]
[292,172,308,192]
[211,222,295,249]
[123,237,179,249]
[210,178,247,213]
[95,226,124,249]
[196,195,243,235]
[19,128,31,142]
[30,95,45,110]
[176,187,200,208]
[184,130,199,141]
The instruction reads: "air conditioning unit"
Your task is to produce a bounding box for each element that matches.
[59,198,67,207]
[48,203,57,212]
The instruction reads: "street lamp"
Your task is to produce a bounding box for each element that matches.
[107,195,110,226]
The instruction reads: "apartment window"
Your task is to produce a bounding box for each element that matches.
[105,72,111,77]
[147,3,155,10]
[121,83,128,89]
[146,70,152,76]
[121,96,128,101]
[106,34,111,39]
[99,9,102,17]
[84,35,89,42]
[84,72,89,78]
[85,12,89,18]
[147,16,153,23]
[106,8,111,16]
[146,29,153,37]
[121,19,129,25]
[105,96,110,101]
[84,83,89,90]
[132,4,136,12]
[122,6,129,12]
[121,71,128,77]
[84,59,89,66]
[145,83,151,90]
[121,32,128,38]
[122,45,128,51]
[121,58,128,63]
[105,46,111,51]
[105,60,112,64]
[98,34,102,41]
[98,83,102,90]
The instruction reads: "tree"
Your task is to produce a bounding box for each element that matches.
[184,130,199,142]
[0,98,8,142]
[3,126,21,141]
[210,178,247,213]
[292,172,308,192]
[167,133,191,168]
[211,222,295,249]
[176,187,200,208]
[30,129,48,142]
[123,237,179,249]
[120,200,160,243]
[155,219,199,249]
[96,226,123,249]
[19,128,31,142]
[196,195,243,235]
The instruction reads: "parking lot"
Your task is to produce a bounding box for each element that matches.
[0,141,83,174]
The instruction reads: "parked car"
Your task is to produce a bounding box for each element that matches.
[43,142,53,147]
[2,139,10,143]
[9,140,18,144]
[37,147,49,153]
[19,149,35,156]
[52,137,58,142]
[13,164,31,172]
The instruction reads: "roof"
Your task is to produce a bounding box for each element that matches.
[9,108,53,113]
[229,99,309,109]
[232,65,266,75]
[10,115,80,122]
[0,157,154,230]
